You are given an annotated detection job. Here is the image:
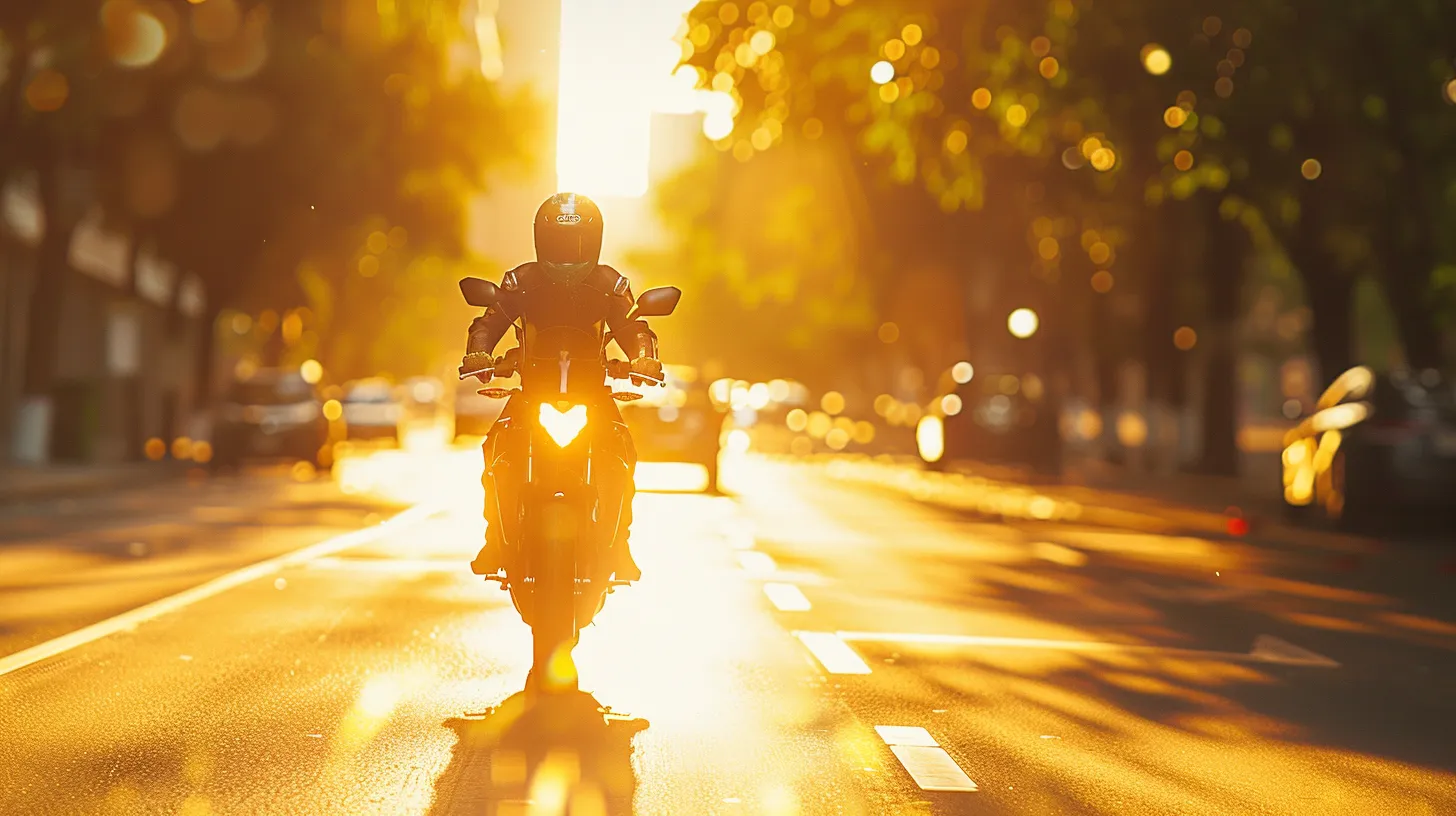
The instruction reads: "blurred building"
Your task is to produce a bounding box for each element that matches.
[465,0,563,269]
[598,111,705,280]
[0,184,207,465]
[460,0,711,280]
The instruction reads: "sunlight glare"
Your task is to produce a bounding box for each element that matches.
[559,0,720,197]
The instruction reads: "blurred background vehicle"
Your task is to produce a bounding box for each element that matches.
[618,365,724,492]
[212,369,328,470]
[339,378,402,442]
[454,378,509,439]
[942,372,1062,477]
[1282,366,1456,532]
[398,376,452,448]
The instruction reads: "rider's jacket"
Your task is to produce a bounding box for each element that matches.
[465,262,658,379]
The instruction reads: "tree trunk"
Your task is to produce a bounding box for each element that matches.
[193,302,224,410]
[1091,289,1125,466]
[1303,272,1354,386]
[1378,241,1443,372]
[1195,201,1244,477]
[0,43,30,186]
[21,157,74,399]
[122,236,146,460]
[1284,159,1354,386]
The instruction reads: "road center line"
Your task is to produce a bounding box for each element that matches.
[0,503,442,679]
[834,630,1340,668]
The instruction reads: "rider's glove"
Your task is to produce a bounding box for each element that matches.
[460,352,494,383]
[629,357,664,387]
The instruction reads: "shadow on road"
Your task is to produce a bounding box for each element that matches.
[427,689,648,816]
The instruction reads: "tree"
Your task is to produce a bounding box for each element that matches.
[4,0,538,427]
[670,0,1455,475]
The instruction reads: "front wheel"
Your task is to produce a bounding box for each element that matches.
[530,608,578,694]
[528,499,581,694]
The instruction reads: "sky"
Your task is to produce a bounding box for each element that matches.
[556,0,718,198]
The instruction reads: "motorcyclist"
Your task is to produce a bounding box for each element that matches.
[461,193,664,582]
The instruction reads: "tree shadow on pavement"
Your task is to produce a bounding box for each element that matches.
[427,689,648,816]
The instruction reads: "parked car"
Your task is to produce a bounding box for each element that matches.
[1282,366,1456,531]
[941,371,1061,475]
[340,378,401,441]
[213,368,328,469]
[619,365,724,492]
[398,376,451,442]
[454,378,508,438]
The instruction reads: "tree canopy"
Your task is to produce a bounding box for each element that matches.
[2,0,539,388]
[657,0,1456,470]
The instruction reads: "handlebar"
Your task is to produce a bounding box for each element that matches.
[462,353,662,385]
[458,350,522,382]
[458,364,491,381]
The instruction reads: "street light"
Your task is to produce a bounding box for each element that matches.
[1007,308,1039,339]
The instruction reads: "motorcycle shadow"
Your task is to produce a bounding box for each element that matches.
[427,689,648,815]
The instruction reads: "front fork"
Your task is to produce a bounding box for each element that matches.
[482,400,634,572]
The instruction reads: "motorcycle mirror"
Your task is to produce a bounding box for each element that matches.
[460,277,501,308]
[627,286,681,320]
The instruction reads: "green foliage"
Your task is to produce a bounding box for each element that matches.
[2,0,537,382]
[630,137,877,381]
[674,0,1456,380]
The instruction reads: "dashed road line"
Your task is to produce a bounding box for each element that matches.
[1124,578,1260,604]
[795,631,872,674]
[762,582,812,611]
[736,551,777,575]
[834,630,1340,668]
[874,725,978,792]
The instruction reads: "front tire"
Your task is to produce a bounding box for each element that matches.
[529,499,580,695]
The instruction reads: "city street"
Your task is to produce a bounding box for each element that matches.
[1,448,1454,815]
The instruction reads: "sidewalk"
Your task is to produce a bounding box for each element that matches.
[0,461,190,506]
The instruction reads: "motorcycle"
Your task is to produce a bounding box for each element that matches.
[456,277,680,693]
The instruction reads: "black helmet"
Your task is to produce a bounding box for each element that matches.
[534,192,603,286]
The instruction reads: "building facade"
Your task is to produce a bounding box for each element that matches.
[0,185,205,465]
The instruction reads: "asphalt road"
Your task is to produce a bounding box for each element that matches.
[1,449,1453,815]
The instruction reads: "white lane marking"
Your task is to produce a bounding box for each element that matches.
[0,503,441,679]
[887,746,979,792]
[307,556,465,574]
[1124,578,1259,604]
[795,631,872,675]
[1249,635,1340,667]
[763,582,812,611]
[874,725,939,747]
[1030,541,1088,567]
[742,569,831,586]
[836,630,1340,668]
[736,551,777,575]
[875,726,977,792]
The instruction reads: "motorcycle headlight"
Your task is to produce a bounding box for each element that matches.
[538,402,587,447]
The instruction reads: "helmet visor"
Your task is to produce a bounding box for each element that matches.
[537,223,594,266]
